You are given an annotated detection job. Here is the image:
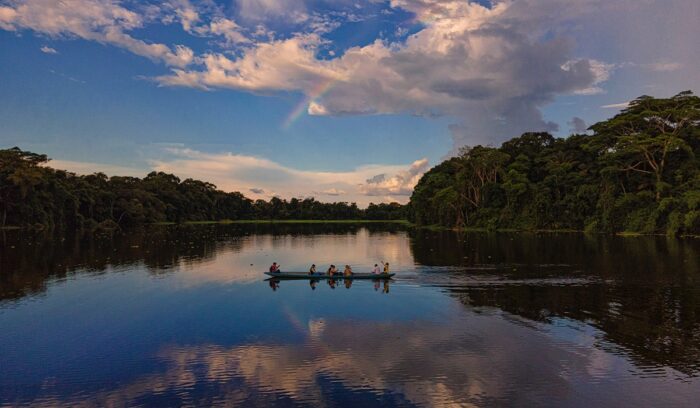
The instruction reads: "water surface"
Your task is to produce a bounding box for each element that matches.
[1,224,699,407]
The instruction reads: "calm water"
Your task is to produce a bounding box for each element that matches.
[1,224,699,407]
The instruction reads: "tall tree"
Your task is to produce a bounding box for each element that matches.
[590,91,699,201]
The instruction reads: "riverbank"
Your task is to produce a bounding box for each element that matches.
[413,223,700,238]
[4,220,697,238]
[154,219,411,225]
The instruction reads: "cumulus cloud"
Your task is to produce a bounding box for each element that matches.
[567,117,588,134]
[3,0,698,154]
[165,0,250,46]
[39,45,57,54]
[150,147,428,206]
[153,0,620,150]
[0,0,193,67]
[156,33,343,91]
[45,148,426,205]
[360,158,429,196]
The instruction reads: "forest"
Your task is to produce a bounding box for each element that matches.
[0,150,406,230]
[3,91,698,235]
[408,92,700,236]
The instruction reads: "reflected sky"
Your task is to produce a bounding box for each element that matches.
[1,225,699,407]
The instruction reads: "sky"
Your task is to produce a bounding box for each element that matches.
[1,0,699,206]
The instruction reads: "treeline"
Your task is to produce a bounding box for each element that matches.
[408,91,700,236]
[0,151,406,229]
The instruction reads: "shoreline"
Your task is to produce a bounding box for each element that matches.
[3,221,698,238]
[153,219,411,225]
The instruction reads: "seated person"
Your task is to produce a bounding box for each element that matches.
[327,264,337,276]
[269,262,281,273]
[344,265,353,276]
[309,264,317,275]
[372,264,381,274]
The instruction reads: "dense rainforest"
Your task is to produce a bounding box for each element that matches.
[408,92,700,236]
[0,151,406,230]
[3,91,698,235]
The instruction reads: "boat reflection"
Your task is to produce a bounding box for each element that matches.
[265,278,392,293]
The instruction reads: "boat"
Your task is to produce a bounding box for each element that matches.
[265,272,395,279]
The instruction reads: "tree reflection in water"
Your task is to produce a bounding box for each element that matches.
[409,229,700,376]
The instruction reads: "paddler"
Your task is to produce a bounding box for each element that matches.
[327,264,337,276]
[381,261,390,274]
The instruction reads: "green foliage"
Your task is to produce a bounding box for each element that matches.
[409,91,700,236]
[0,149,404,229]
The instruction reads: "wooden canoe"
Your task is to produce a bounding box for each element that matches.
[265,272,394,279]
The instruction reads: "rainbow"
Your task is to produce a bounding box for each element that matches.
[281,77,336,129]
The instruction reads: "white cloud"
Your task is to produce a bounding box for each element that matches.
[157,33,342,92]
[235,0,309,23]
[360,158,429,196]
[40,45,57,54]
[307,100,329,115]
[0,0,193,67]
[601,101,629,109]
[645,62,683,72]
[207,17,249,45]
[44,148,426,205]
[149,147,428,206]
[319,188,345,196]
[154,0,622,151]
[166,0,250,46]
[3,0,698,154]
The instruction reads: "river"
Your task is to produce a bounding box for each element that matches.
[1,224,699,407]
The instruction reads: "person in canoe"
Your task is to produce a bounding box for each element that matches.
[382,261,390,274]
[327,264,337,276]
[309,264,317,275]
[372,264,381,275]
[343,265,353,277]
[269,262,281,273]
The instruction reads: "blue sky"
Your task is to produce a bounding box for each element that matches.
[1,0,698,205]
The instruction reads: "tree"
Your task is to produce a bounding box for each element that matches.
[590,91,699,201]
[455,146,510,217]
[0,148,49,227]
[408,92,700,235]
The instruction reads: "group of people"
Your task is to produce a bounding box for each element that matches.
[310,262,389,276]
[269,262,390,276]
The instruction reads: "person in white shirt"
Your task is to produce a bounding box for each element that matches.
[372,264,381,274]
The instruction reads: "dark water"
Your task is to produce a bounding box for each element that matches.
[1,224,699,407]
